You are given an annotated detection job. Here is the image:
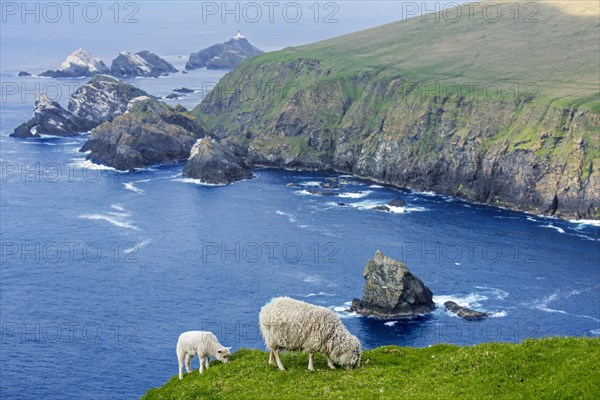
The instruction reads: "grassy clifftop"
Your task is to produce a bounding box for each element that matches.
[143,337,600,399]
[195,0,600,219]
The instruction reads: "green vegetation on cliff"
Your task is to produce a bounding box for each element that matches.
[143,337,600,399]
[195,0,600,219]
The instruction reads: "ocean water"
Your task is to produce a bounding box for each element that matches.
[1,3,599,399]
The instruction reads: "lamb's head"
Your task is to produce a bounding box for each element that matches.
[216,346,232,363]
[335,335,362,370]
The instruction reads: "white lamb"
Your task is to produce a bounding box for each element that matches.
[176,331,231,380]
[259,296,361,371]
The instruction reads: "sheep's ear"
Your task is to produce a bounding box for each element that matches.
[225,346,232,351]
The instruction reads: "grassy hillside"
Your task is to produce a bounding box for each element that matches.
[143,337,600,399]
[196,0,600,219]
[247,0,599,105]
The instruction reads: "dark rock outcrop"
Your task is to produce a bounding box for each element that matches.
[110,51,178,78]
[183,137,251,184]
[444,301,488,320]
[67,75,150,131]
[18,71,31,77]
[11,75,149,138]
[186,34,263,70]
[11,94,85,138]
[81,96,205,170]
[40,48,110,77]
[374,205,391,212]
[350,250,435,319]
[173,87,194,93]
[388,198,407,207]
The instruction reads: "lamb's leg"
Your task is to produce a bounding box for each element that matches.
[185,354,192,373]
[308,353,314,371]
[199,354,205,374]
[273,349,285,371]
[178,352,185,380]
[269,350,274,365]
[327,356,336,370]
[204,357,210,370]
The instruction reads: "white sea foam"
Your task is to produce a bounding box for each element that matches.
[433,293,488,309]
[171,177,224,186]
[489,310,508,318]
[527,290,600,322]
[338,190,372,199]
[68,157,126,172]
[305,292,336,298]
[302,275,322,284]
[78,213,139,231]
[569,219,600,227]
[303,181,321,187]
[275,210,297,223]
[123,182,144,194]
[369,184,384,188]
[384,321,398,327]
[111,204,125,212]
[474,286,509,300]
[125,239,152,253]
[590,329,600,336]
[541,224,566,234]
[329,302,360,319]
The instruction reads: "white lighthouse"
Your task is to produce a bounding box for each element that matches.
[234,30,246,40]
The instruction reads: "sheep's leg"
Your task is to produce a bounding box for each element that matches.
[204,357,210,369]
[327,357,336,370]
[185,354,192,373]
[269,350,274,365]
[308,353,315,371]
[273,349,285,371]
[199,354,205,374]
[178,355,184,380]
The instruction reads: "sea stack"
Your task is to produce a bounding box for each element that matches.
[40,48,110,77]
[183,137,251,185]
[110,50,178,77]
[185,31,264,70]
[351,250,435,319]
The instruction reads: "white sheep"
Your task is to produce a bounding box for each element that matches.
[176,331,231,380]
[259,296,361,371]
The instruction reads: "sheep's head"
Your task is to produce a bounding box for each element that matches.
[338,336,362,370]
[216,347,232,363]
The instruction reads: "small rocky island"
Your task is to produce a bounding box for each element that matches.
[444,301,488,320]
[11,75,149,138]
[40,48,110,77]
[39,48,177,78]
[110,50,178,77]
[82,97,205,170]
[185,31,263,70]
[351,250,435,319]
[183,137,251,185]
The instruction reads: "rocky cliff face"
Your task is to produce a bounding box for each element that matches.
[11,94,85,138]
[67,75,150,131]
[196,62,599,219]
[40,48,110,77]
[183,137,251,184]
[186,36,263,70]
[11,75,150,137]
[81,97,204,170]
[350,250,435,319]
[110,51,178,77]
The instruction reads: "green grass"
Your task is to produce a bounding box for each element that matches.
[143,337,600,400]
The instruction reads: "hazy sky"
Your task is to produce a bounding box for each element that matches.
[0,1,467,72]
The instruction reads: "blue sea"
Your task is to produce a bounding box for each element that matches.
[1,2,599,399]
